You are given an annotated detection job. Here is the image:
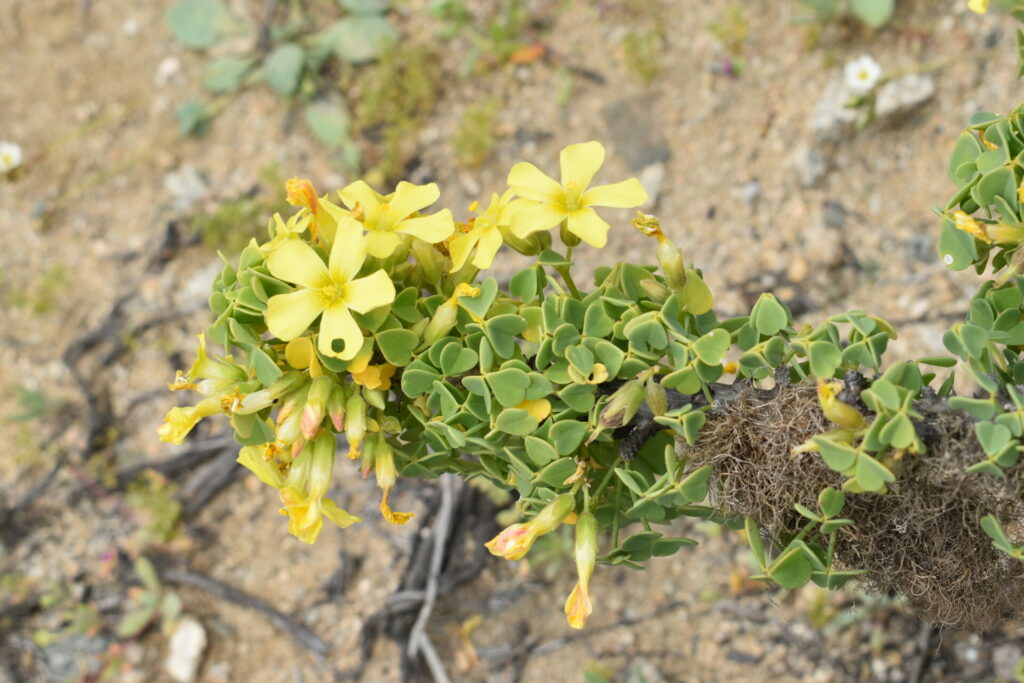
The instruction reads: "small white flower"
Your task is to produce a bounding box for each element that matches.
[0,141,23,174]
[844,55,882,95]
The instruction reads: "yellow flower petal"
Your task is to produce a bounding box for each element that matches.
[564,581,592,629]
[397,210,455,243]
[364,230,403,258]
[385,181,440,223]
[339,179,384,211]
[328,222,368,282]
[285,336,314,369]
[517,398,552,422]
[583,178,648,209]
[560,141,605,191]
[566,208,611,248]
[318,305,364,360]
[267,240,331,289]
[510,201,566,238]
[346,269,396,314]
[448,232,478,272]
[266,289,325,341]
[380,489,415,524]
[967,0,988,13]
[237,446,286,489]
[322,498,361,528]
[507,162,565,203]
[471,226,504,270]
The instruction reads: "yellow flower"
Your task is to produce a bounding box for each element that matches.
[352,363,397,391]
[277,434,361,544]
[485,493,575,560]
[968,0,988,13]
[157,397,221,444]
[338,180,455,258]
[817,379,865,430]
[449,190,518,271]
[507,141,648,248]
[284,336,323,378]
[564,510,597,629]
[516,398,552,422]
[236,445,286,489]
[375,438,414,524]
[259,212,311,256]
[265,223,395,360]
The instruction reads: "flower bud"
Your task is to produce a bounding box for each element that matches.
[375,439,414,524]
[301,376,334,439]
[498,224,548,256]
[598,379,645,429]
[276,406,304,446]
[411,236,443,285]
[327,383,347,431]
[645,380,668,417]
[485,493,575,560]
[359,433,378,478]
[817,379,865,430]
[656,238,687,292]
[307,431,336,500]
[424,299,459,344]
[284,440,314,491]
[638,277,670,304]
[564,510,597,629]
[344,392,367,459]
[363,387,386,411]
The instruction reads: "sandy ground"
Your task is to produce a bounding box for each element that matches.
[4,0,1024,681]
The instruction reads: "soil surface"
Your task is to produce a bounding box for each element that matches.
[4,0,1024,681]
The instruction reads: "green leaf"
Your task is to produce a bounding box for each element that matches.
[981,514,1015,553]
[165,0,230,49]
[849,0,893,28]
[486,368,530,407]
[304,99,351,147]
[375,328,418,366]
[458,277,498,320]
[745,517,766,569]
[401,362,440,397]
[818,487,845,518]
[495,408,538,436]
[751,293,789,336]
[439,344,478,376]
[326,15,398,64]
[263,43,305,96]
[855,453,895,491]
[550,420,588,455]
[203,56,254,93]
[485,314,527,358]
[938,218,977,271]
[976,421,1013,456]
[681,410,706,446]
[680,269,713,315]
[661,367,702,395]
[135,556,161,593]
[509,267,540,302]
[949,130,985,183]
[677,464,712,502]
[524,436,558,466]
[807,341,841,379]
[879,413,916,449]
[177,99,211,137]
[692,328,730,365]
[339,0,389,13]
[614,468,647,496]
[534,457,577,486]
[249,347,282,385]
[813,437,858,472]
[767,546,813,588]
[949,396,996,420]
[976,167,1017,206]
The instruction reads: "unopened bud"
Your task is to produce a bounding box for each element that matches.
[424,299,459,344]
[327,383,347,431]
[565,510,597,629]
[284,440,314,490]
[645,380,668,416]
[363,387,385,411]
[301,376,333,439]
[345,392,367,458]
[639,278,670,304]
[656,239,687,291]
[485,493,575,560]
[411,236,442,284]
[359,433,378,478]
[598,380,645,429]
[307,431,336,499]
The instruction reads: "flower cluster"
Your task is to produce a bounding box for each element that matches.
[160,142,650,627]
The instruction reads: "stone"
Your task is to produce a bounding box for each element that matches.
[991,644,1022,681]
[602,98,670,171]
[164,165,208,211]
[875,74,936,123]
[639,162,666,209]
[809,79,859,143]
[793,146,829,188]
[164,617,208,683]
[626,657,668,683]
